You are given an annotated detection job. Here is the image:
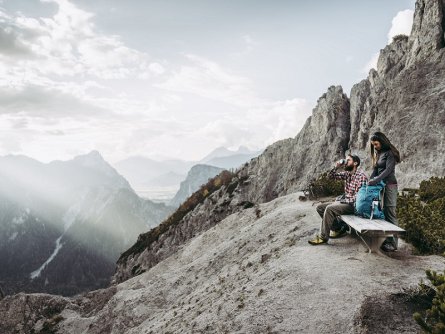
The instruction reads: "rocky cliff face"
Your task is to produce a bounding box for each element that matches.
[406,0,445,67]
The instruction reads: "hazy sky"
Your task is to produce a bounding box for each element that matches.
[0,0,415,163]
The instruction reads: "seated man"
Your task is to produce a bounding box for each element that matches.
[308,154,368,245]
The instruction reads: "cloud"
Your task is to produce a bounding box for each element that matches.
[156,54,259,108]
[229,34,259,58]
[148,63,165,75]
[361,52,379,75]
[155,53,312,153]
[0,23,33,56]
[0,1,159,122]
[0,0,152,80]
[0,2,313,163]
[0,84,109,119]
[183,98,311,156]
[361,9,414,75]
[387,9,414,43]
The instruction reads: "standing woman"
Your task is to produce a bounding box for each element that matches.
[368,132,401,252]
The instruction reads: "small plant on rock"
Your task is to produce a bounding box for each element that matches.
[304,172,344,199]
[392,34,409,43]
[414,270,445,333]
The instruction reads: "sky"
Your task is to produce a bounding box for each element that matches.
[0,0,415,163]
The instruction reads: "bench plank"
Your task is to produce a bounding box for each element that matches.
[339,215,405,235]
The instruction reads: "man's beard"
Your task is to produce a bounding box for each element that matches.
[345,165,354,171]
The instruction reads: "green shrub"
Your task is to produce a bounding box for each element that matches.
[414,270,445,333]
[419,177,445,203]
[398,177,445,255]
[304,172,344,199]
[392,34,409,43]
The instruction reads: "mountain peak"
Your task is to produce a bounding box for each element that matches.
[200,146,260,163]
[72,150,109,170]
[76,150,104,161]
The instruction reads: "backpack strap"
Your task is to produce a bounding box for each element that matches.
[380,186,385,210]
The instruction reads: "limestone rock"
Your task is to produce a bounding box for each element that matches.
[406,0,445,67]
[377,36,408,80]
[0,293,71,334]
[348,79,371,150]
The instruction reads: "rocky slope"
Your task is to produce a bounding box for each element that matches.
[0,152,173,296]
[1,193,443,333]
[169,164,225,208]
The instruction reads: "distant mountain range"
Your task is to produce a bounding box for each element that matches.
[169,164,225,208]
[200,146,264,169]
[0,151,173,296]
[114,157,193,188]
[113,146,263,202]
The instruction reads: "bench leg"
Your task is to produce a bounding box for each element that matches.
[369,236,387,254]
[356,232,387,254]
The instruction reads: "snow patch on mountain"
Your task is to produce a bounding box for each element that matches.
[30,236,63,280]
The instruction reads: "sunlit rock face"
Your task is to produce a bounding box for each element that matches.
[0,151,173,296]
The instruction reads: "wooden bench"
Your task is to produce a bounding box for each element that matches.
[339,215,405,254]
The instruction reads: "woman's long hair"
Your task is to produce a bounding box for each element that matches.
[370,132,401,166]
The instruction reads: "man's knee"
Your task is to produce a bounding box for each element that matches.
[316,203,327,217]
[324,203,336,214]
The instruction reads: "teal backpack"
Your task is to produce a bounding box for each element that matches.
[355,181,385,219]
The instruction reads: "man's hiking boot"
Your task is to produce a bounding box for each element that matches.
[308,235,328,245]
[329,227,347,239]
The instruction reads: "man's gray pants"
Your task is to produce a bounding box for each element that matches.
[316,202,354,240]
